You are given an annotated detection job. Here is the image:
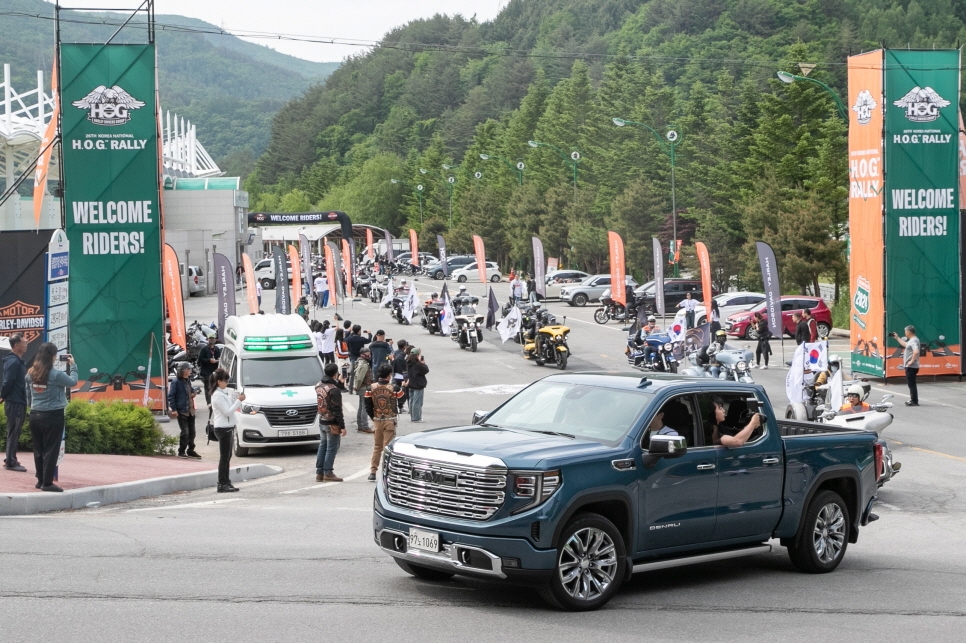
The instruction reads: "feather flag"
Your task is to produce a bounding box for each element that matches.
[486,287,500,330]
[439,283,455,335]
[33,60,58,228]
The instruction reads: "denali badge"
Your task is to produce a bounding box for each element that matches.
[893,86,950,123]
[72,85,145,126]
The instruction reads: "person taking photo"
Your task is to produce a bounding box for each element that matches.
[25,343,78,492]
[208,368,245,492]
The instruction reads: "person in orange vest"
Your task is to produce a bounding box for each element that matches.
[839,384,871,414]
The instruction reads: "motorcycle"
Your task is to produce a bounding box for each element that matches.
[422,301,444,335]
[370,278,389,304]
[354,274,372,299]
[390,296,409,324]
[626,331,679,373]
[680,343,755,383]
[522,308,571,369]
[451,296,484,351]
[594,289,638,325]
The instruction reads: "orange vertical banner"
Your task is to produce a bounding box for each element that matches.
[288,245,302,306]
[695,241,713,317]
[242,253,259,313]
[366,228,374,260]
[324,243,338,308]
[847,51,885,377]
[409,229,419,265]
[33,59,58,228]
[342,239,353,298]
[608,231,626,306]
[162,244,186,349]
[472,234,487,283]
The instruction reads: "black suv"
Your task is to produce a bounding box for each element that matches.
[633,279,719,312]
[428,255,475,280]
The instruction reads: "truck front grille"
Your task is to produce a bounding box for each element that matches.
[262,405,318,427]
[386,453,507,520]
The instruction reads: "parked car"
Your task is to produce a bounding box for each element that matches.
[426,255,475,280]
[187,265,207,296]
[253,258,293,290]
[544,270,590,299]
[725,296,833,339]
[395,252,436,266]
[671,291,766,326]
[560,274,638,307]
[451,261,503,283]
[373,372,882,611]
[633,279,718,313]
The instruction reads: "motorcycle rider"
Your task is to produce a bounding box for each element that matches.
[706,330,729,377]
[839,384,871,414]
[454,285,470,314]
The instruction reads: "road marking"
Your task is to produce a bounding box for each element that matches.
[437,384,527,395]
[126,498,244,512]
[565,317,623,331]
[234,468,306,488]
[910,447,966,463]
[868,385,966,412]
[278,466,371,494]
[876,502,902,511]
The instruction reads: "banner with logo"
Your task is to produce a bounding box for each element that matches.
[162,244,186,350]
[385,231,394,262]
[755,241,783,340]
[272,246,290,314]
[408,229,419,265]
[299,233,312,307]
[0,232,49,364]
[694,241,713,323]
[608,231,626,306]
[214,253,236,342]
[883,49,961,377]
[532,237,546,298]
[287,245,302,306]
[33,59,59,228]
[242,254,259,313]
[472,235,487,284]
[342,239,353,297]
[652,237,665,317]
[437,234,448,277]
[324,243,339,307]
[61,43,164,406]
[367,229,375,260]
[847,51,886,376]
[547,257,559,272]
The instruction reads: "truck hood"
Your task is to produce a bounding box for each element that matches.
[396,425,615,468]
[236,385,317,407]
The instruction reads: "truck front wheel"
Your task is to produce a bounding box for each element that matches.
[394,558,455,581]
[539,513,626,611]
[788,490,850,573]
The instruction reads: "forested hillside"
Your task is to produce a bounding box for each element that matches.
[248,0,966,298]
[0,0,339,169]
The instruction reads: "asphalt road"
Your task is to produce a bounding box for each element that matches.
[2,278,964,641]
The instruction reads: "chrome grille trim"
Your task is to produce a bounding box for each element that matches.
[386,452,507,520]
[262,405,318,428]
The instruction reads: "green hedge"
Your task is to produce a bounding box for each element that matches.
[0,400,177,456]
[831,285,851,331]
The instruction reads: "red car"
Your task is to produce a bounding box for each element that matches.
[725,296,833,339]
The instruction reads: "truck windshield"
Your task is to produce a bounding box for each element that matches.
[485,381,650,445]
[241,356,323,387]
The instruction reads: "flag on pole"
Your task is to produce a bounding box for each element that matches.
[804,342,829,373]
[439,283,455,335]
[33,60,59,228]
[755,241,783,340]
[666,318,687,342]
[288,245,302,307]
[472,234,487,283]
[437,234,449,277]
[300,234,313,305]
[323,243,339,309]
[380,277,394,308]
[828,367,844,412]
[497,305,522,343]
[786,343,806,404]
[652,237,665,317]
[695,241,713,321]
[242,253,259,313]
[402,281,419,323]
[532,237,546,298]
[486,287,499,330]
[409,229,419,265]
[162,244,186,349]
[342,239,353,297]
[608,231,626,306]
[366,229,375,260]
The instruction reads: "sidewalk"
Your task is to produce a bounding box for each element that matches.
[1,453,281,515]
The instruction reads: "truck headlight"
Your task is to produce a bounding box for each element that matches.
[241,404,261,414]
[510,470,561,514]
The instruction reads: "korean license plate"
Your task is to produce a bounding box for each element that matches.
[408,528,440,552]
[277,429,308,437]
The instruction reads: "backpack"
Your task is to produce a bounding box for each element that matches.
[369,383,397,420]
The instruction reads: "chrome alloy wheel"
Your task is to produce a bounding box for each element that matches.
[813,503,846,564]
[558,527,618,601]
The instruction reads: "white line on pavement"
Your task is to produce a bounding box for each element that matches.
[126,498,244,512]
[233,468,306,488]
[565,317,623,331]
[278,466,371,494]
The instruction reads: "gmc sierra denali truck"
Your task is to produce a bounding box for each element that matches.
[373,372,882,611]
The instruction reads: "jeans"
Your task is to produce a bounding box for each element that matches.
[357,391,370,429]
[370,418,396,473]
[409,388,425,422]
[685,310,695,329]
[316,429,341,474]
[214,427,234,486]
[29,409,64,487]
[905,367,919,404]
[322,291,330,308]
[177,413,196,455]
[5,400,26,466]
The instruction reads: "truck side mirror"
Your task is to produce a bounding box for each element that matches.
[647,434,687,458]
[472,410,490,425]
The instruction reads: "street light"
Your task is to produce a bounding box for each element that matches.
[611,117,683,276]
[775,71,848,121]
[528,140,580,203]
[419,167,457,228]
[390,178,424,224]
[479,153,524,185]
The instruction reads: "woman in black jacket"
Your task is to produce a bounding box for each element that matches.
[754,313,772,369]
[404,348,429,423]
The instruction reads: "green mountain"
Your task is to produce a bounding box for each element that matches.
[249,0,965,302]
[0,0,340,167]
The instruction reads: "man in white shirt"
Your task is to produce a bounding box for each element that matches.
[315,275,328,308]
[678,292,697,328]
[891,325,921,406]
[255,280,262,309]
[510,277,524,303]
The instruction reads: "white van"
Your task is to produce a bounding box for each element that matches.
[253,258,294,290]
[221,314,323,456]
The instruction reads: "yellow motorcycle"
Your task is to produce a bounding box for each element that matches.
[522,308,571,369]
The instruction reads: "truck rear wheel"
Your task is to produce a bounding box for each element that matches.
[394,558,455,581]
[538,512,625,611]
[788,490,850,573]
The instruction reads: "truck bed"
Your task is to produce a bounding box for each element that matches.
[777,418,865,437]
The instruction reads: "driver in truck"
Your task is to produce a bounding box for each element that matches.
[710,396,763,447]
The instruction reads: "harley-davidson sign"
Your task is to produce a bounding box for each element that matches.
[0,301,45,343]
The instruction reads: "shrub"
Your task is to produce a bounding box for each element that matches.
[831,285,851,331]
[0,400,176,456]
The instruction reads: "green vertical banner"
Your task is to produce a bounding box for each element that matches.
[60,44,165,407]
[883,50,962,378]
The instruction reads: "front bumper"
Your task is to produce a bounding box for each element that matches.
[373,509,556,584]
[235,413,321,448]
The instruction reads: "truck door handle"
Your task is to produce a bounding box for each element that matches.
[763,457,780,465]
[696,463,716,471]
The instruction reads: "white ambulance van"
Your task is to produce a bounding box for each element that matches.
[221,314,323,456]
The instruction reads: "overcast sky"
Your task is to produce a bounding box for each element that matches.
[56,1,509,63]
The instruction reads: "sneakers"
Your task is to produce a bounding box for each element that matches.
[177,452,188,459]
[760,365,768,370]
[316,473,326,482]
[185,450,202,459]
[905,401,919,407]
[322,473,344,482]
[217,483,239,493]
[4,463,27,472]
[41,484,64,493]
[367,472,377,481]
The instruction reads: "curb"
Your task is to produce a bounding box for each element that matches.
[0,463,283,516]
[831,328,850,338]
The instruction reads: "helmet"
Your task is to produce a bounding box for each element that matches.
[459,285,467,291]
[847,383,864,398]
[715,330,727,338]
[431,293,439,298]
[647,315,656,322]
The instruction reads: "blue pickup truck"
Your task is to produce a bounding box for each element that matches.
[373,372,883,611]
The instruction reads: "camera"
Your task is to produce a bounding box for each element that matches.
[58,354,70,362]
